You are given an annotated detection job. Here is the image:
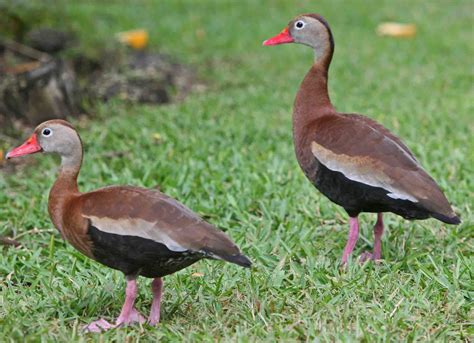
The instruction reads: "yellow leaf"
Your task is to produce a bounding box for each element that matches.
[116,29,149,50]
[152,133,163,143]
[377,22,417,38]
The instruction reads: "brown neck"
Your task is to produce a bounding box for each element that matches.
[293,51,335,134]
[48,148,82,234]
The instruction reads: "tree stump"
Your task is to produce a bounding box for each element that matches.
[0,39,82,126]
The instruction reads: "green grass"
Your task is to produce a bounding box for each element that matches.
[1,0,473,341]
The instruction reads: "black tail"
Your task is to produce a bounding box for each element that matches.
[432,212,461,225]
[220,253,252,268]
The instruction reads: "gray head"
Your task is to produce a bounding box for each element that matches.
[6,119,83,169]
[263,13,334,62]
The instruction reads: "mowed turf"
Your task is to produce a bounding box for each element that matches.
[0,0,472,341]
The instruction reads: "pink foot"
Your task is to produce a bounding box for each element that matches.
[83,308,145,333]
[148,278,163,326]
[115,307,146,327]
[83,318,114,333]
[359,251,381,263]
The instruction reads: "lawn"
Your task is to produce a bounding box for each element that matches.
[0,0,473,341]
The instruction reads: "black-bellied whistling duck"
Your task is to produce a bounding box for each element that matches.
[263,14,460,264]
[6,120,251,332]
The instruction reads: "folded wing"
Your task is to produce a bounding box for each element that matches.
[79,186,251,267]
[310,114,457,220]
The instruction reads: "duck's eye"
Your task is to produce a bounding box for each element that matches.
[295,21,305,29]
[42,128,52,137]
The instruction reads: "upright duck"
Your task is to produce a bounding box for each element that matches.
[263,14,460,264]
[6,120,251,332]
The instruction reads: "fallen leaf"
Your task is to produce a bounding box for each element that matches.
[116,29,149,50]
[191,272,204,277]
[377,22,417,38]
[0,237,21,247]
[152,133,163,143]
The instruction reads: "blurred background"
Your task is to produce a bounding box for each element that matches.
[0,0,472,341]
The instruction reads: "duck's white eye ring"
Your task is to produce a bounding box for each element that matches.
[42,128,53,137]
[295,20,305,29]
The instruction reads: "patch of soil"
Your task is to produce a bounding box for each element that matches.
[82,50,199,104]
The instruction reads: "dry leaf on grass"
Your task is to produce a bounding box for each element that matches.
[152,133,163,143]
[377,22,417,38]
[116,29,149,50]
[0,237,21,247]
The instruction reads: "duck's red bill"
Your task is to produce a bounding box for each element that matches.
[262,28,294,46]
[6,134,42,159]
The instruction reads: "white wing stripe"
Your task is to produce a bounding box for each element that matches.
[85,215,187,252]
[311,142,418,203]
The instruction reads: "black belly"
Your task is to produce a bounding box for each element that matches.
[87,225,202,278]
[303,159,431,220]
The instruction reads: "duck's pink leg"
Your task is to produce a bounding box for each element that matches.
[360,213,384,262]
[83,277,145,333]
[341,216,359,264]
[148,278,163,326]
[372,213,384,260]
[115,278,146,326]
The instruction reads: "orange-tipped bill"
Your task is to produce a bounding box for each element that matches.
[262,28,294,46]
[6,134,42,159]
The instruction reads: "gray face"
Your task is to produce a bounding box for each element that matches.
[288,16,331,58]
[35,122,81,158]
